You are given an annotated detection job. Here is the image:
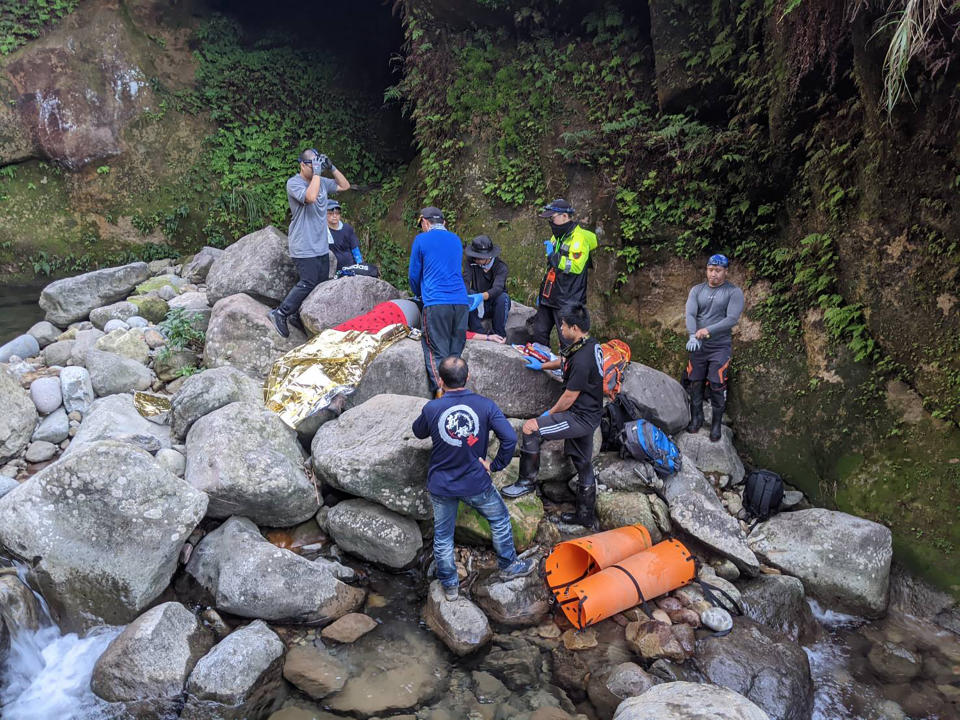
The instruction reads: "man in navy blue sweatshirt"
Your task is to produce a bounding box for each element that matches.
[412,356,535,601]
[409,207,469,396]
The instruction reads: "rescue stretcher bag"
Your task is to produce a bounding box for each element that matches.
[544,524,653,593]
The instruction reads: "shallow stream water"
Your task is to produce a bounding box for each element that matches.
[0,281,47,346]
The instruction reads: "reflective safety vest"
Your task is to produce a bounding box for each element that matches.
[547,225,598,275]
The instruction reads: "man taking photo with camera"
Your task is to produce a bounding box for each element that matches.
[269,148,350,337]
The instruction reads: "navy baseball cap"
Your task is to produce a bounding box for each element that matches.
[418,206,444,222]
[538,199,575,218]
[326,200,341,211]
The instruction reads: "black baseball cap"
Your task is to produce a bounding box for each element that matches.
[418,206,444,222]
[538,199,575,218]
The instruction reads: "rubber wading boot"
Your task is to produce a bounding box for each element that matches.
[561,483,597,527]
[501,450,540,498]
[686,383,705,434]
[709,385,725,442]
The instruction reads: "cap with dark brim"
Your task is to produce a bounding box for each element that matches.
[464,235,501,259]
[326,199,341,211]
[418,206,444,221]
[538,198,575,218]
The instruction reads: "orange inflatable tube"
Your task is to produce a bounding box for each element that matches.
[552,538,696,629]
[544,524,652,594]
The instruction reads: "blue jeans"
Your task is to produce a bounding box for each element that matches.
[430,485,518,589]
[468,293,511,338]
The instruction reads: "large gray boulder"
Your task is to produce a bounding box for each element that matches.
[694,619,813,720]
[39,262,151,325]
[185,516,365,623]
[171,366,264,439]
[185,402,317,526]
[68,328,105,366]
[312,394,432,519]
[91,602,214,717]
[596,491,662,542]
[675,425,744,485]
[65,394,171,456]
[619,363,690,435]
[0,368,38,463]
[0,442,207,630]
[748,508,893,618]
[0,334,40,363]
[181,620,285,720]
[663,456,758,575]
[504,301,536,345]
[739,574,815,643]
[89,301,139,330]
[462,341,563,418]
[613,681,770,720]
[42,339,75,367]
[349,338,431,407]
[325,499,423,569]
[205,226,297,305]
[299,275,402,334]
[182,246,224,284]
[85,349,153,396]
[203,294,305,379]
[422,580,492,656]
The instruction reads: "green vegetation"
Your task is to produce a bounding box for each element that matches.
[0,0,76,55]
[157,308,205,364]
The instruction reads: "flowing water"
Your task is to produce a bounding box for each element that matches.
[0,282,47,345]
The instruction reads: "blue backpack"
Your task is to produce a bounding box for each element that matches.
[620,419,682,477]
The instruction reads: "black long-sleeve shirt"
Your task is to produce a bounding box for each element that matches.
[467,258,508,301]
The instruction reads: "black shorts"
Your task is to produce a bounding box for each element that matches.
[683,343,732,387]
[535,410,597,466]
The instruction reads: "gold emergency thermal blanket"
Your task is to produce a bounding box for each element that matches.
[264,324,409,429]
[133,392,172,418]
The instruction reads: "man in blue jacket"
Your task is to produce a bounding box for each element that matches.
[413,356,535,601]
[409,207,469,396]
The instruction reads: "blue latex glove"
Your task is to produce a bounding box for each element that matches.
[540,410,550,417]
[543,240,555,256]
[351,247,364,264]
[686,335,701,352]
[524,357,543,371]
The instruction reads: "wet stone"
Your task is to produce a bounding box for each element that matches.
[320,613,378,644]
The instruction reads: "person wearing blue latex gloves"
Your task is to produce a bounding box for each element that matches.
[503,305,603,528]
[465,235,511,339]
[326,200,379,278]
[682,254,744,442]
[269,148,350,338]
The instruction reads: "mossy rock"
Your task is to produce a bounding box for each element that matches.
[134,275,184,296]
[154,350,201,382]
[596,491,662,542]
[127,295,169,323]
[455,492,544,552]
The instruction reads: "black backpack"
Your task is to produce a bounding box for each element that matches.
[743,469,784,521]
[600,394,645,452]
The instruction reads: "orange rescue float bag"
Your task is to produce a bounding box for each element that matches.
[544,524,652,594]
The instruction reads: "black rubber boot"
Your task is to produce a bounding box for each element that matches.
[502,447,540,498]
[709,384,726,442]
[686,382,705,434]
[561,483,597,527]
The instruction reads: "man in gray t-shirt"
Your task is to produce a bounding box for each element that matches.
[682,254,744,442]
[268,148,350,338]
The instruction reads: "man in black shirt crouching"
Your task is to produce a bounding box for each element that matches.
[501,305,603,528]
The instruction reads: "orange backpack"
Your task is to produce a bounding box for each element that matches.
[601,339,631,400]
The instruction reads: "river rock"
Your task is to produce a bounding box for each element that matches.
[0,441,207,630]
[0,334,40,363]
[625,620,696,663]
[748,508,892,617]
[587,662,660,719]
[168,291,213,331]
[700,606,733,633]
[312,394,432,518]
[867,640,921,683]
[95,328,150,365]
[299,275,402,333]
[68,328,105,366]
[171,366,263,439]
[462,341,563,418]
[472,570,552,627]
[127,295,169,323]
[595,455,658,491]
[613,681,770,720]
[136,274,186,296]
[0,574,42,660]
[205,226,298,305]
[739,574,814,642]
[24,440,57,463]
[663,457,759,575]
[89,301,140,330]
[185,402,316,525]
[423,580,492,656]
[42,339,75,367]
[0,368,37,463]
[282,644,348,699]
[596,491,663,541]
[27,321,61,348]
[155,349,201,382]
[696,620,813,719]
[618,363,691,435]
[39,262,151,325]
[676,424,745,485]
[182,246,224,284]
[103,319,130,333]
[184,517,364,623]
[349,338,431,407]
[65,394,171,456]
[203,293,306,379]
[28,376,61,416]
[59,366,94,414]
[91,601,213,717]
[0,475,18,498]
[325,499,422,569]
[156,448,186,477]
[321,613,377,644]
[181,620,285,720]
[85,349,153,396]
[455,491,543,552]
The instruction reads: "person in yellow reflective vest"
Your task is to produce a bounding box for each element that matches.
[531,199,599,348]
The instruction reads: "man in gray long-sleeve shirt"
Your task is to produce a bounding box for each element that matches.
[682,254,744,441]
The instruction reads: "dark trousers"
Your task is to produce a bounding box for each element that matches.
[522,410,597,486]
[421,303,468,393]
[531,303,567,348]
[279,255,329,316]
[683,343,732,389]
[467,294,511,338]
